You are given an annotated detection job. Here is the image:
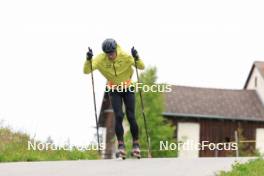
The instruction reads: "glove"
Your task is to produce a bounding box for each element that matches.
[86,47,93,61]
[131,46,139,61]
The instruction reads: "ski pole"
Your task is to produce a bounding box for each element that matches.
[134,56,152,158]
[88,48,100,153]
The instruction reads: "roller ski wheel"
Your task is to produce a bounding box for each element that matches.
[131,145,141,159]
[116,144,126,160]
[116,151,126,160]
[131,151,141,159]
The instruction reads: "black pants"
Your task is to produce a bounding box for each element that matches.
[110,89,139,142]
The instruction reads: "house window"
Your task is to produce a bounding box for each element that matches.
[254,77,258,88]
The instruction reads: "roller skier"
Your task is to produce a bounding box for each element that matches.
[84,38,145,159]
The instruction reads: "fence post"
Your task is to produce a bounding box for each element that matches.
[235,130,239,157]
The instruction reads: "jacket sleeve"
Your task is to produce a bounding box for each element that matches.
[134,59,145,70]
[83,59,98,74]
[129,56,145,70]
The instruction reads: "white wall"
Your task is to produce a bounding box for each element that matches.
[245,66,264,156]
[246,67,264,104]
[177,122,200,158]
[256,128,264,155]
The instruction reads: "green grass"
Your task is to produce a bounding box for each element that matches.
[0,124,100,162]
[218,158,264,176]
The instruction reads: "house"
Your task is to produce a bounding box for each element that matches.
[98,61,264,158]
[164,85,264,157]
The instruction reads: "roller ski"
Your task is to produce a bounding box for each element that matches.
[131,143,141,159]
[115,144,126,160]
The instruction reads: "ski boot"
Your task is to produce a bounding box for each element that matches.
[116,143,126,160]
[131,143,141,159]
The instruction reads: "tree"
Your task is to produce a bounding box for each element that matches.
[125,66,177,157]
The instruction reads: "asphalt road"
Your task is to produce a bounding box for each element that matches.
[0,157,256,176]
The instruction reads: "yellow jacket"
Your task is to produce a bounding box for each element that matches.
[83,45,145,85]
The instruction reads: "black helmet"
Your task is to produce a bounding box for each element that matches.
[102,38,117,53]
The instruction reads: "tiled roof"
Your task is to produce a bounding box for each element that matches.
[164,85,264,121]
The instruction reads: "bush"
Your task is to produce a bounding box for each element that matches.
[0,123,100,162]
[218,158,264,176]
